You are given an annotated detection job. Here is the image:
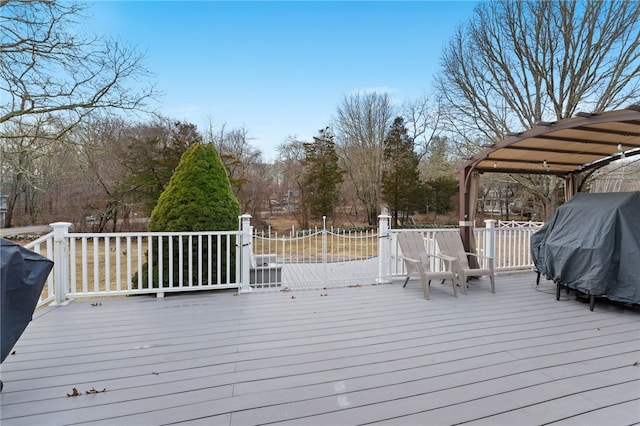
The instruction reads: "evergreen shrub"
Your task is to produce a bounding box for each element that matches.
[134,143,240,288]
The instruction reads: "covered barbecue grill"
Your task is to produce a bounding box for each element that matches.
[0,238,54,391]
[531,192,640,310]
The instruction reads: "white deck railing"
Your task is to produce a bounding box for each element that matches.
[27,222,243,307]
[65,231,238,296]
[24,216,542,308]
[23,232,57,306]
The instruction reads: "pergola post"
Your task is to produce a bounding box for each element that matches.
[459,166,473,253]
[564,172,579,201]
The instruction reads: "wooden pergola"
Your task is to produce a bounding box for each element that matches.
[458,104,640,251]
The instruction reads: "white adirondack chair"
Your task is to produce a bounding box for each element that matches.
[396,232,458,299]
[434,231,495,295]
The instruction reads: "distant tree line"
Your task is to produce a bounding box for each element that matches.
[2,0,638,229]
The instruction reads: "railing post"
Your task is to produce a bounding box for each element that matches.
[484,219,497,265]
[322,216,328,283]
[377,215,391,284]
[239,214,252,293]
[50,222,72,305]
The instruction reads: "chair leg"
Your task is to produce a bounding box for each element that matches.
[451,278,457,297]
[490,274,495,293]
[402,276,410,288]
[422,278,430,300]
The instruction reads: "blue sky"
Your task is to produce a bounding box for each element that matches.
[86,1,479,160]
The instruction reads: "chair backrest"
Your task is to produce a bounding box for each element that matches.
[397,232,432,271]
[435,231,470,269]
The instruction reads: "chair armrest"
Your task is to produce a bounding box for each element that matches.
[429,253,457,265]
[399,255,420,265]
[466,252,494,270]
[465,252,493,261]
[426,254,459,273]
[432,253,456,262]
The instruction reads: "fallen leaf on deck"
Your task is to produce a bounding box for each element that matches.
[321,293,328,297]
[633,361,639,367]
[282,287,291,292]
[233,293,239,296]
[152,371,160,375]
[86,388,107,394]
[291,295,296,299]
[67,388,81,397]
[90,302,102,307]
[11,350,16,355]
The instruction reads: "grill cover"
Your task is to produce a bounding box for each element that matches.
[1,238,54,363]
[531,192,640,304]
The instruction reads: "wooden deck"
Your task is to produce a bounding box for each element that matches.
[1,272,639,425]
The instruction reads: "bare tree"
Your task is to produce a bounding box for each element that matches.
[212,128,259,196]
[66,116,138,232]
[275,137,308,228]
[240,162,277,221]
[204,121,270,215]
[0,118,67,227]
[120,118,201,213]
[334,91,396,225]
[0,0,157,139]
[419,135,458,181]
[436,0,640,219]
[402,93,443,162]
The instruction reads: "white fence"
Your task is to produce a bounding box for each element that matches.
[251,217,380,288]
[22,216,543,308]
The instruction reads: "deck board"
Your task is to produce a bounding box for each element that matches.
[1,272,638,425]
